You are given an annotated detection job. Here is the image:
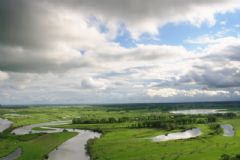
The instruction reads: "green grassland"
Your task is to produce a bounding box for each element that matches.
[19,132,77,160]
[0,102,240,160]
[89,128,240,160]
[0,130,77,160]
[0,106,157,128]
[58,120,240,160]
[0,138,19,157]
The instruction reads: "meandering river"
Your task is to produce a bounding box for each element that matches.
[48,129,101,160]
[11,120,71,135]
[11,121,101,160]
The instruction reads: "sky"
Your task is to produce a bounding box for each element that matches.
[0,0,240,104]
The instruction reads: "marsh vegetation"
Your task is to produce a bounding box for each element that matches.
[0,102,240,160]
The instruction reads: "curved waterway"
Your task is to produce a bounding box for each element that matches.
[11,121,101,160]
[0,148,21,160]
[152,128,201,142]
[0,118,12,133]
[221,124,234,136]
[11,120,71,135]
[47,129,101,160]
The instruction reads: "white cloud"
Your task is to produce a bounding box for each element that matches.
[56,0,240,38]
[0,71,9,82]
[81,78,109,90]
[147,88,230,97]
[147,88,179,97]
[0,0,240,104]
[234,91,240,96]
[179,36,240,88]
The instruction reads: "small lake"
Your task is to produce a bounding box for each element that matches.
[170,109,226,115]
[221,124,234,136]
[0,118,12,133]
[152,128,201,142]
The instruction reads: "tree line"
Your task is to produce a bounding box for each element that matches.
[72,116,130,124]
[72,113,237,131]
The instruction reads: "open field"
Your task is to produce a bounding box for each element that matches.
[19,132,77,160]
[0,130,77,159]
[0,102,240,160]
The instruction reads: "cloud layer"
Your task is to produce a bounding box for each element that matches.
[0,0,239,104]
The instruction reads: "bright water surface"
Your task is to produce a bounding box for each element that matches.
[0,118,12,133]
[221,124,234,136]
[152,128,201,142]
[170,109,226,115]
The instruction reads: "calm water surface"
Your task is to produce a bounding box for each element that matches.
[152,128,201,142]
[48,129,101,160]
[170,109,226,115]
[0,118,12,133]
[11,121,101,160]
[11,120,71,135]
[221,124,234,136]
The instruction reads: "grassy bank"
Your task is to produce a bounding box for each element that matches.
[18,132,78,160]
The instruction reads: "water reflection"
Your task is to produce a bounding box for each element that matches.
[0,118,12,133]
[152,128,201,142]
[48,130,101,160]
[170,109,226,115]
[221,124,234,136]
[11,120,71,135]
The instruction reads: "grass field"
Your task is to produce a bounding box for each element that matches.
[0,138,19,157]
[0,131,77,160]
[18,132,77,160]
[0,102,240,160]
[89,128,240,160]
[58,120,240,160]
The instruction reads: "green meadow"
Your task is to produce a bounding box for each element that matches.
[0,102,240,160]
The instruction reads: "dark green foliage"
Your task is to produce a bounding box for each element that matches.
[207,115,217,123]
[85,138,99,160]
[72,111,237,132]
[208,123,222,135]
[221,154,231,160]
[133,114,221,130]
[220,154,240,160]
[214,113,237,119]
[72,117,129,124]
[16,133,45,141]
[43,154,48,159]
